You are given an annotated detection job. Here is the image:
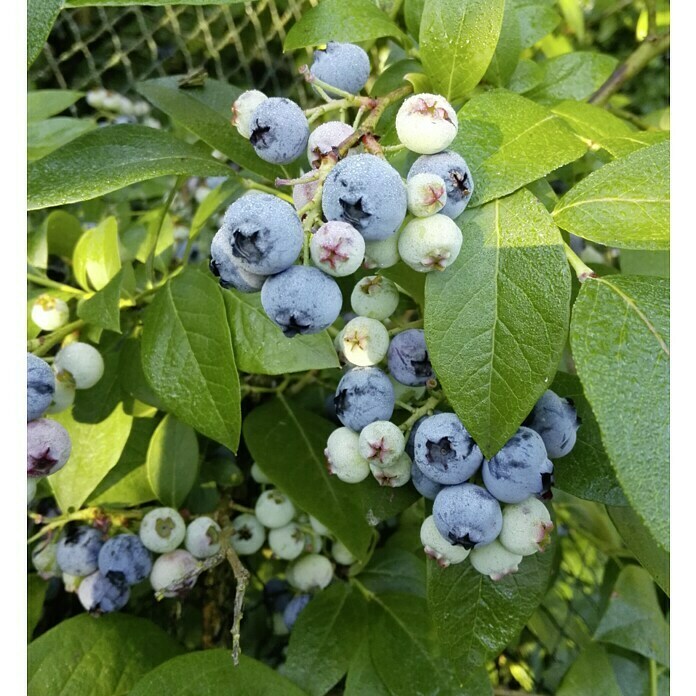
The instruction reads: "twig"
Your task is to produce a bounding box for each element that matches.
[398,395,441,433]
[223,540,250,665]
[28,320,86,357]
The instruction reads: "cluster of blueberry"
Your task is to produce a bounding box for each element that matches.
[27,344,104,499]
[209,41,474,338]
[31,508,224,615]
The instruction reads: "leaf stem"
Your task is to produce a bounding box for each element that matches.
[27,274,84,296]
[563,242,597,283]
[589,31,670,106]
[146,176,184,284]
[649,658,658,696]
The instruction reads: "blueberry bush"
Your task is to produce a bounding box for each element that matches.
[27,1,669,694]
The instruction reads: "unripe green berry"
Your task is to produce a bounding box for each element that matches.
[324,427,370,483]
[269,522,305,560]
[396,93,458,155]
[31,295,69,331]
[230,513,266,555]
[251,461,271,484]
[332,540,357,565]
[288,553,333,591]
[499,497,553,556]
[358,420,405,467]
[54,342,104,390]
[420,515,470,567]
[232,90,268,139]
[369,452,411,487]
[363,234,400,269]
[407,173,448,217]
[398,215,463,273]
[309,515,330,536]
[350,275,400,321]
[139,507,186,554]
[341,316,389,366]
[184,517,222,559]
[469,540,522,581]
[255,489,296,529]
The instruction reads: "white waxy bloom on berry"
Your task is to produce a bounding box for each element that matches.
[310,221,365,277]
[341,316,389,366]
[396,93,458,155]
[407,173,448,217]
[231,90,268,139]
[358,420,405,468]
[398,214,462,273]
[420,515,470,567]
[369,452,412,487]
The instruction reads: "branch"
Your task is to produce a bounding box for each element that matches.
[563,242,597,283]
[589,31,670,107]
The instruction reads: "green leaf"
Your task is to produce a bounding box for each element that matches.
[72,216,121,291]
[359,548,426,597]
[550,372,626,506]
[146,414,200,508]
[49,405,132,511]
[620,250,669,278]
[420,0,505,102]
[28,90,84,122]
[28,614,183,696]
[451,89,587,207]
[381,261,425,308]
[72,351,123,424]
[67,0,247,4]
[553,141,669,250]
[570,275,669,551]
[28,125,230,211]
[28,0,62,68]
[525,51,618,104]
[607,506,669,596]
[28,575,47,640]
[508,58,543,93]
[557,642,623,696]
[129,650,306,696]
[345,642,391,696]
[512,0,560,48]
[594,565,669,665]
[369,593,459,694]
[427,545,554,669]
[141,270,241,452]
[352,476,420,524]
[119,338,165,411]
[404,0,426,38]
[284,0,404,51]
[284,583,367,696]
[484,1,522,87]
[243,398,373,561]
[136,78,281,182]
[425,189,571,457]
[28,118,98,161]
[77,268,123,332]
[551,100,636,151]
[88,418,158,507]
[46,210,83,258]
[190,177,243,240]
[223,291,339,375]
[601,131,669,158]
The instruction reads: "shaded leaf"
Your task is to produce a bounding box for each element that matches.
[77,268,123,332]
[359,548,426,598]
[28,575,47,640]
[557,642,623,696]
[28,118,98,161]
[28,90,84,121]
[72,351,123,424]
[28,0,62,68]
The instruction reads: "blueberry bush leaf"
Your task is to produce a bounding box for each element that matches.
[72,217,122,292]
[283,0,404,51]
[513,0,561,48]
[451,90,587,207]
[27,125,230,210]
[146,414,200,508]
[141,269,241,452]
[283,583,367,696]
[28,0,62,68]
[223,292,339,375]
[553,140,669,250]
[420,0,505,103]
[28,90,84,122]
[556,642,623,696]
[426,188,571,458]
[243,397,373,560]
[484,1,522,87]
[28,614,183,696]
[570,275,669,551]
[77,268,124,333]
[48,405,133,511]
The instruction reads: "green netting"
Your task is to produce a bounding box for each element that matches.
[29,1,319,107]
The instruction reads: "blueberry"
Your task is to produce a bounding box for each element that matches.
[398,214,463,272]
[469,540,522,581]
[324,427,370,484]
[482,427,555,504]
[432,483,503,549]
[217,193,303,276]
[283,594,312,630]
[261,266,342,338]
[388,329,434,386]
[309,220,365,277]
[78,571,130,614]
[408,151,474,219]
[322,154,408,241]
[310,42,370,96]
[420,515,469,567]
[231,90,268,139]
[56,525,104,577]
[334,367,395,431]
[209,229,266,293]
[307,121,355,167]
[410,462,443,500]
[185,517,222,559]
[407,173,448,217]
[263,578,292,613]
[54,342,104,390]
[249,97,309,164]
[149,550,199,598]
[27,354,55,422]
[98,534,152,585]
[139,507,186,554]
[396,94,458,155]
[27,418,72,478]
[499,497,553,556]
[524,390,581,458]
[413,413,483,485]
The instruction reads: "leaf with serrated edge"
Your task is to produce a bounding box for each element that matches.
[553,140,669,249]
[571,275,669,551]
[426,188,571,458]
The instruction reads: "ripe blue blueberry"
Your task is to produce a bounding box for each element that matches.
[261,265,342,338]
[334,367,395,432]
[283,594,312,631]
[78,571,130,615]
[524,390,581,458]
[97,534,152,585]
[27,353,55,421]
[249,98,309,164]
[482,427,555,504]
[322,154,408,241]
[408,151,474,220]
[414,413,483,485]
[27,418,72,478]
[217,193,303,276]
[433,483,503,549]
[264,578,292,613]
[410,461,443,500]
[209,229,266,293]
[56,525,104,577]
[310,42,370,96]
[387,329,434,386]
